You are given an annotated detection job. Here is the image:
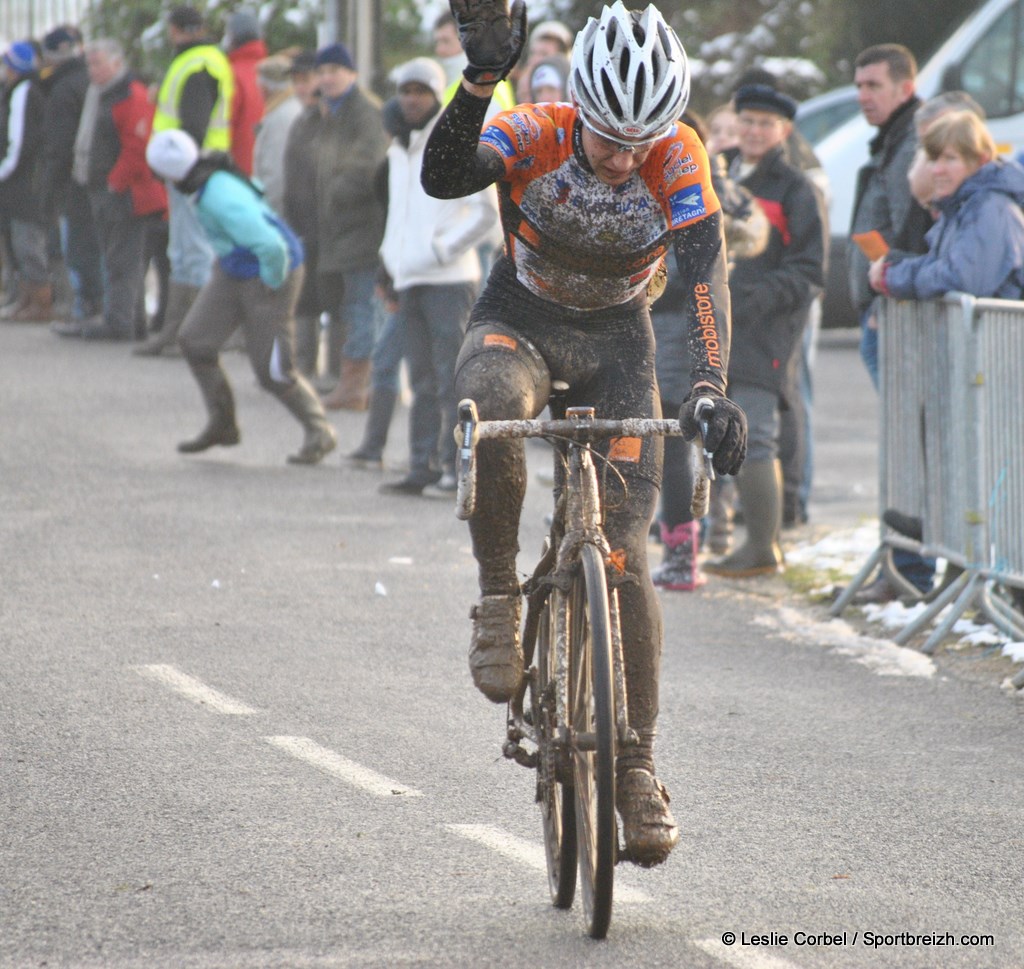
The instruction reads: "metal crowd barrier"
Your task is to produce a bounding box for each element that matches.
[829,294,1024,679]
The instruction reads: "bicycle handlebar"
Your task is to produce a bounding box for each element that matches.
[455,398,718,521]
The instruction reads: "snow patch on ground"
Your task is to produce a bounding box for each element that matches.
[754,606,936,678]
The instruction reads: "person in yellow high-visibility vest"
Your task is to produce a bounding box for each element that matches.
[136,5,235,357]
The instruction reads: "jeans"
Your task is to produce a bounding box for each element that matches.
[166,183,213,288]
[860,304,880,389]
[369,307,407,395]
[337,267,377,360]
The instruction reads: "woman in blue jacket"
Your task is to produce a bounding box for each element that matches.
[870,111,1024,300]
[145,130,337,465]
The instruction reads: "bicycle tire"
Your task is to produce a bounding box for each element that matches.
[570,542,616,939]
[536,587,577,909]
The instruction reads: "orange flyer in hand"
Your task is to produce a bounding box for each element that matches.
[852,230,890,260]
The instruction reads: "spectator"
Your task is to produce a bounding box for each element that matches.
[704,84,825,579]
[433,11,515,112]
[527,55,569,103]
[312,43,387,412]
[706,103,739,157]
[52,39,167,341]
[515,19,573,101]
[375,58,498,496]
[870,111,1024,301]
[253,55,301,216]
[0,42,50,322]
[135,4,235,357]
[145,130,337,465]
[847,43,934,603]
[903,91,985,215]
[651,108,769,590]
[223,8,267,176]
[848,44,928,387]
[38,25,103,327]
[282,49,324,379]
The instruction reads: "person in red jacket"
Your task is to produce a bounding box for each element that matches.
[52,38,167,340]
[223,9,266,176]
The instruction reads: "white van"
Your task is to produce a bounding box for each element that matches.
[817,0,1024,325]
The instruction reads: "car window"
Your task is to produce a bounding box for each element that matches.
[958,0,1024,118]
[795,97,861,146]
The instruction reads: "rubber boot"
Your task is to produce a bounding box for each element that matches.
[294,314,320,378]
[276,378,339,465]
[133,282,199,357]
[322,356,371,411]
[11,282,53,322]
[178,358,240,453]
[704,459,784,577]
[652,521,705,591]
[707,477,735,554]
[347,387,398,468]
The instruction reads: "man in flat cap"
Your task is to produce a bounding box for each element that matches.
[703,83,826,579]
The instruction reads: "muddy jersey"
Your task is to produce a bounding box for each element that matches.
[478,103,720,311]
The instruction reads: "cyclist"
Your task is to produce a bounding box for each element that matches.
[422,0,747,867]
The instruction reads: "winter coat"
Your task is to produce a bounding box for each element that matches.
[725,146,826,398]
[38,56,89,217]
[379,112,497,291]
[182,158,303,288]
[283,103,320,242]
[651,151,769,405]
[86,73,166,217]
[312,86,387,274]
[848,96,930,315]
[0,74,46,224]
[253,91,301,217]
[884,159,1024,301]
[227,38,268,176]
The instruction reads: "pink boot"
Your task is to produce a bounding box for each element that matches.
[652,521,705,591]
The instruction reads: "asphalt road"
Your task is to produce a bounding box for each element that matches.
[2,322,1022,968]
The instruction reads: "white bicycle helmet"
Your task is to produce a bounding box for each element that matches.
[569,1,690,141]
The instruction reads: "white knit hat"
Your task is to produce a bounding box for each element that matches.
[392,57,446,100]
[146,130,199,182]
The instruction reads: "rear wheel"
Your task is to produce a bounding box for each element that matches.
[570,543,616,939]
[537,587,577,908]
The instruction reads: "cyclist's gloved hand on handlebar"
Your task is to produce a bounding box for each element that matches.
[679,386,748,477]
[450,0,528,85]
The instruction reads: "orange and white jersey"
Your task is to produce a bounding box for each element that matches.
[479,102,721,310]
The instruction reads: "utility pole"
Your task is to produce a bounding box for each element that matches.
[328,0,380,91]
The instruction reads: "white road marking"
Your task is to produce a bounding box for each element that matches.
[447,823,649,903]
[264,736,423,798]
[694,938,801,969]
[134,664,257,715]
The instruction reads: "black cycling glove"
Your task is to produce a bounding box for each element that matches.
[450,0,528,85]
[680,386,748,477]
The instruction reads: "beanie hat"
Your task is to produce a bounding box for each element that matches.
[225,9,260,49]
[288,49,316,75]
[392,57,445,100]
[315,43,355,71]
[43,25,80,53]
[258,55,292,87]
[733,83,798,121]
[3,42,36,74]
[147,130,200,182]
[168,5,204,32]
[528,55,569,101]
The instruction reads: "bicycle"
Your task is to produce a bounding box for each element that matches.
[454,396,714,939]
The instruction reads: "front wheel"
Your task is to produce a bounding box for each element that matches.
[570,543,616,939]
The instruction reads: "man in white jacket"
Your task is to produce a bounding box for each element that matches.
[377,57,498,495]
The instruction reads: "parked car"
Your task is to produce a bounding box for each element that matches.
[814,0,1024,328]
[794,84,859,146]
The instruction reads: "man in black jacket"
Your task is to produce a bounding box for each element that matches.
[39,25,102,325]
[706,84,826,578]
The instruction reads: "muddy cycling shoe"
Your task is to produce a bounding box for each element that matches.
[616,768,679,868]
[468,594,523,702]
